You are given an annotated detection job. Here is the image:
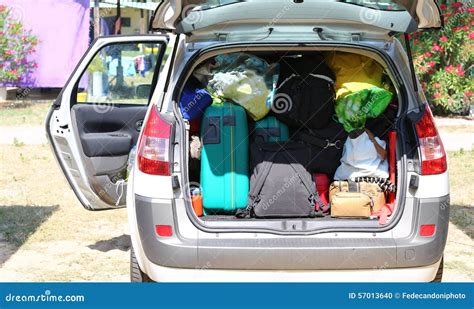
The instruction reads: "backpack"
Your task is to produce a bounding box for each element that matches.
[273,55,336,129]
[237,142,326,218]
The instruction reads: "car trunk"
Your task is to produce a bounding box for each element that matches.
[178,44,405,233]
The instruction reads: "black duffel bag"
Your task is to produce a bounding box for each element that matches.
[273,54,336,130]
[293,120,348,177]
[236,142,326,219]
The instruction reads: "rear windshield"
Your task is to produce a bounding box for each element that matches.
[196,0,406,11]
[338,0,405,11]
[197,0,241,10]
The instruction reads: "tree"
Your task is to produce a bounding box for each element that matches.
[0,5,38,87]
[409,1,473,115]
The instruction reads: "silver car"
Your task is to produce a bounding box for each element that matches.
[47,0,449,282]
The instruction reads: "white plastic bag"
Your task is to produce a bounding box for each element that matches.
[334,132,389,181]
[208,70,271,120]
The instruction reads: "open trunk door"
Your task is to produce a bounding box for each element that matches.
[151,0,442,40]
[46,35,173,210]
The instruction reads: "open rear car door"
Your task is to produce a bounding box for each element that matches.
[46,35,172,210]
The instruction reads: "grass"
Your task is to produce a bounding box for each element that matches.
[443,150,474,281]
[447,150,474,208]
[445,149,473,240]
[0,103,51,126]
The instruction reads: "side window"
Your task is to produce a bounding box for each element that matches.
[76,42,163,105]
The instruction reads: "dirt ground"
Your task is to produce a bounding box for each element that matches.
[0,142,472,282]
[0,144,129,281]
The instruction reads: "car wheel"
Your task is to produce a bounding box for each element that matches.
[431,257,444,282]
[130,248,154,282]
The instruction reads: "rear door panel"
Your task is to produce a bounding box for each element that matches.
[46,35,170,210]
[152,0,442,37]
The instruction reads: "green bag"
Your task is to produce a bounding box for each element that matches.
[335,83,393,133]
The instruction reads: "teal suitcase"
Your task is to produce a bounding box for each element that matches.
[200,102,249,213]
[253,116,289,143]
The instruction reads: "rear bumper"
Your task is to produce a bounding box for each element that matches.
[134,194,449,271]
[146,259,442,282]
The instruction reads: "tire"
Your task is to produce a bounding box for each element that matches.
[431,257,444,282]
[130,248,154,282]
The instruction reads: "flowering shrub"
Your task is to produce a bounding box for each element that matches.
[409,1,473,116]
[0,5,38,86]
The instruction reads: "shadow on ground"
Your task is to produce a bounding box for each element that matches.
[450,204,473,240]
[0,205,59,265]
[87,234,131,252]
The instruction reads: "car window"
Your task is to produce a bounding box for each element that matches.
[338,0,405,10]
[189,0,405,11]
[191,0,241,9]
[76,42,163,105]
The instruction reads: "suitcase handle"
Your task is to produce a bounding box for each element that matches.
[202,117,221,145]
[253,128,281,143]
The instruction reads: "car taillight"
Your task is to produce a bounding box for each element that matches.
[415,105,447,175]
[137,106,172,176]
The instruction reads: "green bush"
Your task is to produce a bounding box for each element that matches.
[409,1,473,116]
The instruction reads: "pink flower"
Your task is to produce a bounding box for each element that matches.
[425,52,432,57]
[427,61,436,68]
[0,5,6,13]
[451,2,463,9]
[432,44,442,52]
[469,32,474,40]
[434,83,441,89]
[440,36,448,42]
[440,4,447,10]
[468,7,474,13]
[465,91,473,97]
[10,69,18,75]
[434,93,441,99]
[445,65,454,73]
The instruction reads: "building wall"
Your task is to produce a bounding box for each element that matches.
[0,0,90,87]
[101,7,150,34]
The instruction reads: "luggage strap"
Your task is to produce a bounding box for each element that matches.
[281,152,324,218]
[236,148,321,219]
[294,131,342,150]
[277,74,335,91]
[236,150,276,219]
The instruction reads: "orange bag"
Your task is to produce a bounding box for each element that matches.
[192,194,203,217]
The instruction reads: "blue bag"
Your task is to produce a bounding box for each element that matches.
[179,78,212,120]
